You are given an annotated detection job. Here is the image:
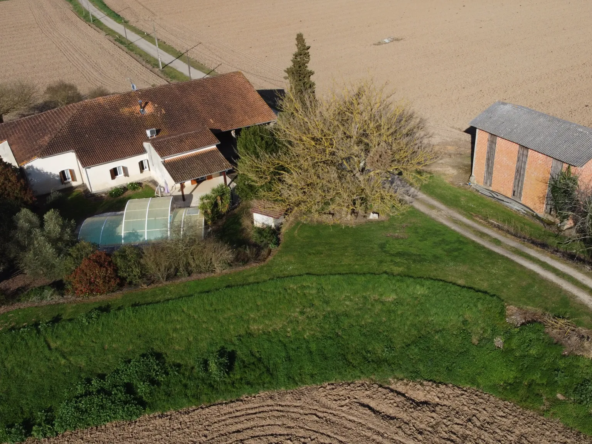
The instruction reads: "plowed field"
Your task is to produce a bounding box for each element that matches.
[0,0,165,94]
[103,0,592,141]
[45,381,592,443]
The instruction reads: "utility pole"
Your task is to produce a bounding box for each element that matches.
[153,21,162,70]
[86,0,93,23]
[186,49,191,79]
[123,23,128,41]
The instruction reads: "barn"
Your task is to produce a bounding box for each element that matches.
[469,102,592,215]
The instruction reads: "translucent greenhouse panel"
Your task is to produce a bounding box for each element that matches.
[78,214,124,247]
[122,199,150,243]
[145,197,172,241]
[100,215,124,246]
[78,217,106,245]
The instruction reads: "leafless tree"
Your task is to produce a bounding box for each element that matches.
[0,81,38,123]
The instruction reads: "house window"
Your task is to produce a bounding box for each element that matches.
[139,159,150,173]
[109,166,127,180]
[59,169,76,184]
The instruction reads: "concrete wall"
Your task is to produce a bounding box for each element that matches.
[253,212,283,228]
[0,141,18,167]
[84,153,151,193]
[23,152,84,195]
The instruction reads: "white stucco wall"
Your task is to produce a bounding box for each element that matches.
[0,141,18,167]
[23,152,84,195]
[144,142,174,188]
[84,153,152,193]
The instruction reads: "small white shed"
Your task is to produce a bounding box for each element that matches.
[250,200,285,228]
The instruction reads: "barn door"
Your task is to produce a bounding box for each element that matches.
[544,159,564,213]
[512,146,529,200]
[484,134,497,187]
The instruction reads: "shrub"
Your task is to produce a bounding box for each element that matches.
[86,86,110,100]
[112,245,145,285]
[11,209,76,280]
[573,379,592,407]
[53,353,171,434]
[45,190,65,206]
[127,182,142,191]
[198,184,231,225]
[18,285,61,303]
[63,241,97,276]
[549,167,578,223]
[252,226,280,249]
[44,81,83,107]
[141,243,177,283]
[141,236,233,283]
[66,252,119,297]
[0,158,34,206]
[108,187,126,198]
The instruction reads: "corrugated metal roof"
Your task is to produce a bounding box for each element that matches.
[470,102,592,167]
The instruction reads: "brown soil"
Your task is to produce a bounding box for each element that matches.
[42,380,591,443]
[103,0,592,145]
[0,0,165,96]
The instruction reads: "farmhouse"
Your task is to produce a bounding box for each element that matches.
[469,102,592,215]
[0,72,276,204]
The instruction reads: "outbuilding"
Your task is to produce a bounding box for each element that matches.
[250,200,285,228]
[469,102,592,215]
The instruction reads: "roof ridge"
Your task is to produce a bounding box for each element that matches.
[152,127,214,142]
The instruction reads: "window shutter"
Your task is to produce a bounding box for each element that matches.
[110,168,116,180]
[59,171,66,184]
[139,161,144,173]
[69,169,77,182]
[145,160,150,171]
[123,166,129,177]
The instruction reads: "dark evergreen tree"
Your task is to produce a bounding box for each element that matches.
[284,33,315,102]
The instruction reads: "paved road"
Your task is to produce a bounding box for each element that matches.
[413,192,592,309]
[77,0,207,80]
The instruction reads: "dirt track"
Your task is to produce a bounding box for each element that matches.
[0,0,165,94]
[103,0,592,142]
[45,381,591,443]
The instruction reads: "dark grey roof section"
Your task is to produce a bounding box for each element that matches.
[470,102,592,167]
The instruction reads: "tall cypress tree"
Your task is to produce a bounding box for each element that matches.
[284,33,315,103]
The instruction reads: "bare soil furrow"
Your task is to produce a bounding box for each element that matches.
[43,381,592,443]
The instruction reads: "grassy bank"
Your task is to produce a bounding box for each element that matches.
[2,274,592,440]
[421,175,584,254]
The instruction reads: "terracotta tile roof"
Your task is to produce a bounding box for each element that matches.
[163,148,232,183]
[250,200,285,219]
[0,104,81,165]
[0,72,277,167]
[150,129,219,158]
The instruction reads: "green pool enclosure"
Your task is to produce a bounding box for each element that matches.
[78,197,204,247]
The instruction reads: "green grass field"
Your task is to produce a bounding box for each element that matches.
[3,206,592,439]
[3,275,592,438]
